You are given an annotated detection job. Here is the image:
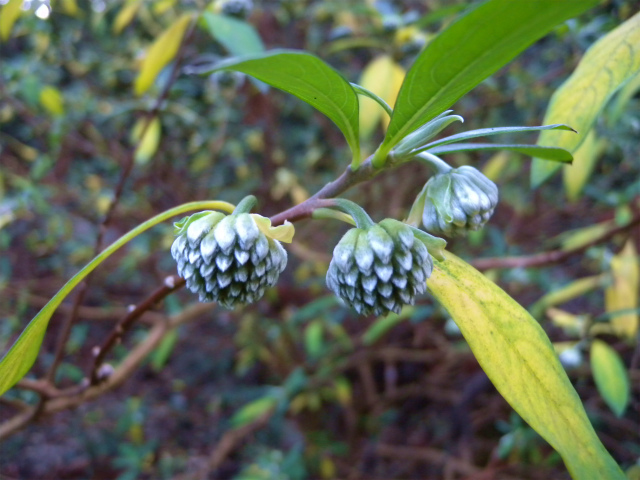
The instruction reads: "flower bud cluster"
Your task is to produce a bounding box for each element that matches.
[421,165,498,236]
[326,219,434,316]
[171,211,286,309]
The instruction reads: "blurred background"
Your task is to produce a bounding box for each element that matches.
[0,0,639,478]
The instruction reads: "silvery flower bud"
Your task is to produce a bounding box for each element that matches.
[421,165,498,236]
[326,219,434,316]
[171,210,287,309]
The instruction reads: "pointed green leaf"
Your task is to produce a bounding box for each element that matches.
[200,12,264,56]
[563,130,607,202]
[231,396,276,428]
[428,252,625,479]
[375,0,598,163]
[590,340,630,417]
[202,50,361,166]
[531,11,640,187]
[426,143,573,163]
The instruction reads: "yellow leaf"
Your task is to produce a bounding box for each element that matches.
[605,240,639,340]
[531,11,640,187]
[531,274,609,319]
[563,130,607,202]
[427,252,625,479]
[39,86,65,116]
[590,340,630,417]
[250,214,295,243]
[60,0,80,17]
[545,307,586,337]
[113,0,141,35]
[134,13,193,96]
[132,117,162,165]
[152,0,176,16]
[358,55,404,138]
[0,0,24,42]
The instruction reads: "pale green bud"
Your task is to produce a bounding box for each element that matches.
[421,166,498,236]
[326,219,435,316]
[171,210,287,309]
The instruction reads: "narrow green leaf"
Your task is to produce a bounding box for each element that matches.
[150,329,179,372]
[0,201,234,397]
[421,124,575,151]
[200,12,264,56]
[428,252,625,479]
[590,340,630,417]
[531,11,640,187]
[304,320,324,360]
[426,143,573,163]
[202,50,361,166]
[376,0,597,162]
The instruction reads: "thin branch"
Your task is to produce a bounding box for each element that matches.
[89,276,185,384]
[471,211,640,270]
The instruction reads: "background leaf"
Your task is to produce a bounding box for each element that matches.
[563,130,607,202]
[428,252,625,479]
[134,13,194,96]
[531,11,640,187]
[590,340,630,417]
[0,0,23,42]
[39,86,65,116]
[375,0,598,161]
[201,12,264,56]
[113,0,141,35]
[132,117,162,165]
[203,50,361,165]
[605,239,639,340]
[357,55,404,139]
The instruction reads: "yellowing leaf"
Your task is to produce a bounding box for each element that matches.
[545,307,586,337]
[39,86,65,116]
[605,240,639,340]
[134,13,193,96]
[61,0,80,17]
[531,274,609,319]
[230,396,276,428]
[251,215,295,243]
[113,0,141,35]
[1,0,24,42]
[427,252,625,479]
[358,55,404,138]
[531,11,640,187]
[563,130,607,202]
[590,339,630,417]
[132,117,162,165]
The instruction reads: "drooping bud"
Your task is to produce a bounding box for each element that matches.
[419,165,498,236]
[170,197,292,309]
[326,218,445,316]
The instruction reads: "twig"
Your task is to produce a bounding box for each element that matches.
[89,276,186,384]
[202,410,274,478]
[0,301,213,441]
[471,211,640,270]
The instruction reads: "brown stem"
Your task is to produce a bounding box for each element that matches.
[471,211,640,270]
[89,276,185,384]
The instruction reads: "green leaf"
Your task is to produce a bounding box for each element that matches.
[231,396,276,428]
[304,320,324,360]
[531,11,640,187]
[150,329,179,372]
[374,0,598,164]
[202,50,361,166]
[426,143,573,163]
[590,340,630,417]
[200,12,264,56]
[428,252,625,479]
[0,200,234,397]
